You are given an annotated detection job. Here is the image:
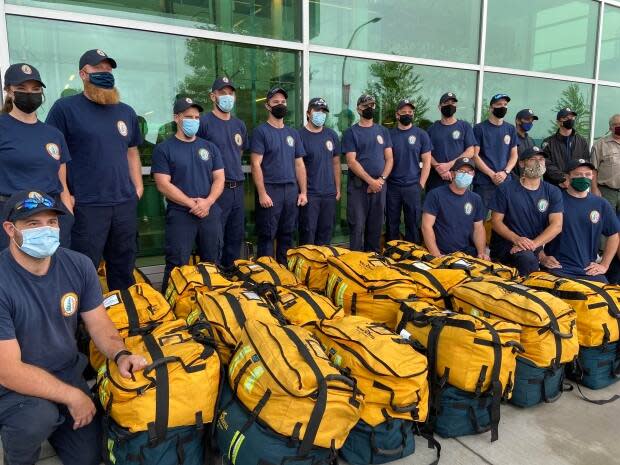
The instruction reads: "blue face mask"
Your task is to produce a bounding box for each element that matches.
[15,226,60,258]
[182,118,200,137]
[521,122,534,132]
[311,111,327,127]
[88,71,115,89]
[217,95,235,113]
[454,172,474,189]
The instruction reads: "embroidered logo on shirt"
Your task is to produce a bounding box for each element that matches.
[464,202,473,215]
[45,143,61,160]
[408,135,416,145]
[60,292,79,317]
[286,136,295,147]
[234,133,243,146]
[117,121,128,136]
[21,64,32,75]
[537,199,549,213]
[326,140,334,151]
[198,148,210,161]
[452,130,461,140]
[504,134,511,145]
[376,135,384,145]
[590,210,600,224]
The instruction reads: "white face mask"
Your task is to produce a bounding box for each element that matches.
[13,225,60,258]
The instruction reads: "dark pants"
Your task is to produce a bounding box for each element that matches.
[473,183,498,218]
[255,183,298,264]
[161,205,222,292]
[385,182,422,243]
[299,194,337,246]
[71,198,138,292]
[216,183,245,268]
[426,171,449,192]
[494,247,542,277]
[549,269,609,284]
[606,256,620,284]
[347,178,386,252]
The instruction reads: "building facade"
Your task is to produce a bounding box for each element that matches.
[1,0,619,256]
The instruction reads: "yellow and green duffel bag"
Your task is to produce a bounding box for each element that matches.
[229,320,364,452]
[431,252,518,280]
[98,319,220,436]
[90,283,176,370]
[164,262,233,308]
[186,286,284,364]
[287,245,349,292]
[523,272,620,347]
[172,281,241,322]
[234,256,300,287]
[451,278,578,368]
[97,261,151,294]
[325,252,417,328]
[383,240,436,263]
[313,316,429,427]
[261,285,345,326]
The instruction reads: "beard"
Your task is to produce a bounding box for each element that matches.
[83,80,120,105]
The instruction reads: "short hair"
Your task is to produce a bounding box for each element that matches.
[609,114,620,127]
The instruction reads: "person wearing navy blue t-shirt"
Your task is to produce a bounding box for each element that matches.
[342,94,393,252]
[386,99,432,243]
[46,49,143,292]
[473,93,518,211]
[0,63,74,249]
[426,92,476,191]
[0,190,147,465]
[422,157,487,258]
[490,146,563,276]
[198,77,248,269]
[251,87,307,263]
[298,97,341,246]
[152,98,225,291]
[542,159,620,283]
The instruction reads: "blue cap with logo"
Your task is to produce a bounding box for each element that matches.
[452,157,476,171]
[211,76,236,92]
[267,86,288,100]
[557,107,577,120]
[173,97,204,114]
[515,108,538,120]
[519,145,545,160]
[397,98,416,111]
[79,49,117,70]
[308,97,329,112]
[3,190,65,222]
[566,158,595,172]
[490,93,511,104]
[4,63,46,88]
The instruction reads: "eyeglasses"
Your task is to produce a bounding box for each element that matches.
[14,195,55,212]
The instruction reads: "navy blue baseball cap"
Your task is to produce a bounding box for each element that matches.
[173,97,203,114]
[3,190,65,222]
[396,98,416,111]
[566,158,595,172]
[4,63,45,88]
[515,108,538,120]
[452,157,476,171]
[519,146,545,160]
[490,93,510,104]
[557,107,577,119]
[79,49,117,70]
[211,76,236,92]
[357,94,376,106]
[439,92,458,104]
[267,86,288,100]
[308,97,329,112]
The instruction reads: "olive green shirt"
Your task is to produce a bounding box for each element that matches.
[592,135,620,189]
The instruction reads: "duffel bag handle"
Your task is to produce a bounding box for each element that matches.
[550,326,575,339]
[370,431,405,457]
[505,341,525,353]
[143,356,181,378]
[391,401,419,414]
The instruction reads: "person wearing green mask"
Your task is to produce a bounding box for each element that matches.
[540,159,620,283]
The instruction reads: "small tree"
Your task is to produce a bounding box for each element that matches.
[549,84,591,138]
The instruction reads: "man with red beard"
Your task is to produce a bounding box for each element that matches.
[46,49,143,291]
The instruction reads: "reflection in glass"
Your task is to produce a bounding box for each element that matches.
[594,86,620,140]
[599,5,620,82]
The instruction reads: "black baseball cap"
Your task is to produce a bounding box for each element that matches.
[308,97,329,112]
[3,191,65,222]
[452,157,476,171]
[357,94,376,106]
[4,63,46,88]
[566,158,595,172]
[396,99,415,111]
[267,86,288,100]
[557,107,577,119]
[490,93,510,104]
[519,146,545,160]
[79,49,117,70]
[173,97,204,114]
[439,92,458,104]
[211,76,236,92]
[515,109,538,120]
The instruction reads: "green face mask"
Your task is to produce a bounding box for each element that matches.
[570,176,592,192]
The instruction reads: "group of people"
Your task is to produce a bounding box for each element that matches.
[1,48,620,463]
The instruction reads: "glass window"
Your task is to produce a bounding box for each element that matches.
[483,73,593,143]
[599,5,620,83]
[6,0,301,41]
[309,0,481,64]
[486,0,598,78]
[593,86,620,140]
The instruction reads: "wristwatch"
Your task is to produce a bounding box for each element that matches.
[114,349,133,364]
[380,175,387,181]
[504,169,510,175]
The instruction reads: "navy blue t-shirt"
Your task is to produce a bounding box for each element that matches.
[389,126,433,186]
[342,124,392,178]
[197,112,248,182]
[489,180,563,253]
[546,191,620,277]
[46,93,142,206]
[473,120,518,186]
[0,113,70,196]
[423,185,485,254]
[299,126,340,196]
[250,123,305,184]
[0,248,102,381]
[427,120,476,163]
[151,136,224,210]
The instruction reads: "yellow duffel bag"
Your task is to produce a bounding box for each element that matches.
[229,320,363,452]
[313,316,429,426]
[261,285,344,326]
[172,281,241,321]
[90,283,176,370]
[187,286,284,364]
[287,245,349,292]
[97,261,151,294]
[432,252,519,280]
[523,272,620,347]
[451,278,578,368]
[233,256,300,286]
[383,240,436,263]
[164,262,232,308]
[98,319,220,435]
[325,252,417,328]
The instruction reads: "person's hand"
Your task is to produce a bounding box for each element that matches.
[440,171,453,181]
[493,171,507,185]
[190,198,213,218]
[297,193,308,207]
[259,192,273,208]
[136,186,144,199]
[559,179,569,189]
[435,162,452,175]
[513,236,536,251]
[585,262,608,276]
[117,354,149,379]
[477,252,491,261]
[367,178,383,193]
[61,194,74,214]
[540,254,562,269]
[335,190,341,201]
[66,388,96,430]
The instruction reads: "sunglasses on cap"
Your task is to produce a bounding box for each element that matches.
[14,195,55,212]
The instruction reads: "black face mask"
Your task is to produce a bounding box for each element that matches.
[12,91,43,114]
[492,107,508,119]
[361,107,375,120]
[440,105,456,117]
[398,114,413,126]
[562,119,575,130]
[270,104,288,119]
